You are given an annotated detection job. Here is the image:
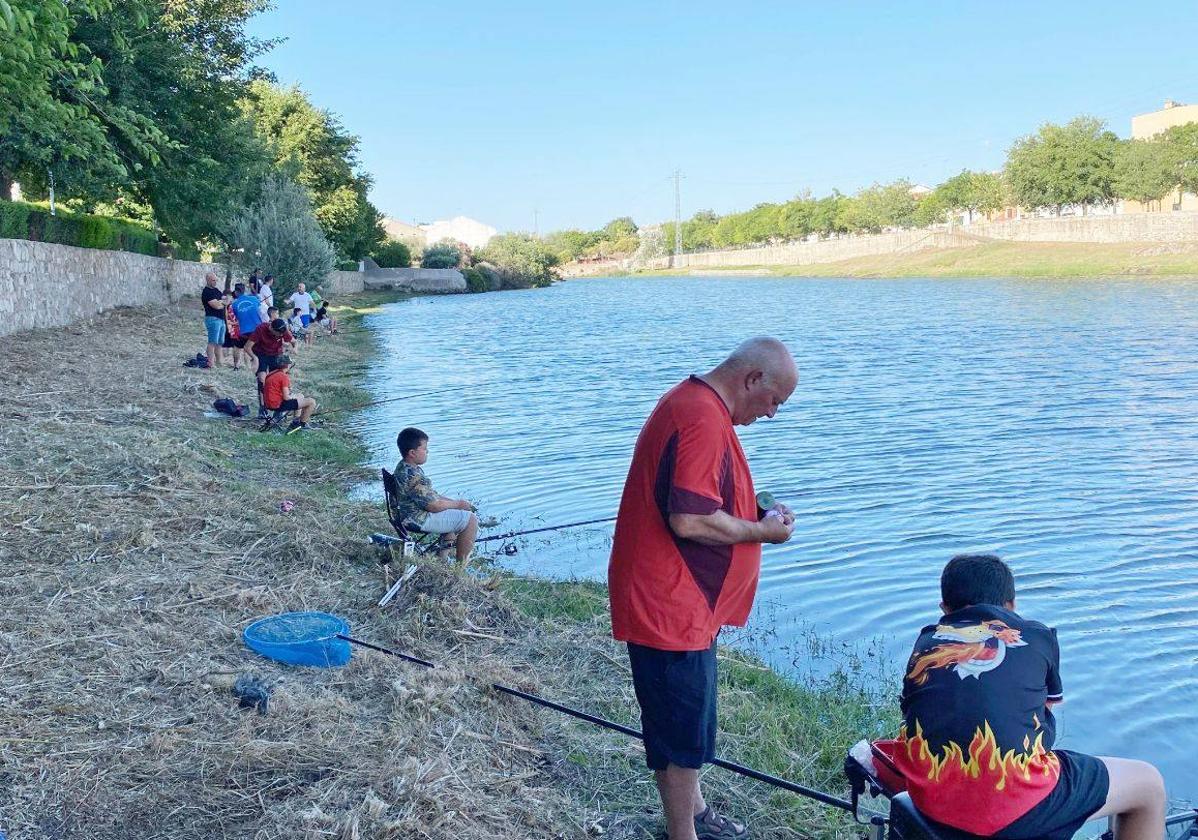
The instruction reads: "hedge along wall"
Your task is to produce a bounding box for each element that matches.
[0,200,161,257]
[0,238,215,339]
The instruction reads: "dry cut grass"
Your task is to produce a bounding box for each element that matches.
[0,296,895,840]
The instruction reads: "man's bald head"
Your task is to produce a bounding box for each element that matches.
[705,336,798,426]
[204,272,218,285]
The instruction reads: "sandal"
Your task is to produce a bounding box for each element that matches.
[694,806,748,839]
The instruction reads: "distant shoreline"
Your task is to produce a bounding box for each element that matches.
[618,240,1198,280]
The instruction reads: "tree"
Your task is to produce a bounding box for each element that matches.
[0,0,169,203]
[241,80,384,261]
[1161,122,1198,195]
[1112,138,1177,205]
[371,238,410,268]
[1005,116,1118,215]
[226,175,335,295]
[476,234,559,288]
[934,170,1007,223]
[601,216,637,240]
[421,241,462,269]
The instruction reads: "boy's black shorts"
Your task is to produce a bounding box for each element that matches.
[257,354,282,374]
[996,750,1110,840]
[627,640,717,770]
[276,398,299,412]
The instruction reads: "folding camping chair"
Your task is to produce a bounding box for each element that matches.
[381,468,447,558]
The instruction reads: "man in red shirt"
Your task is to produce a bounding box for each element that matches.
[244,317,295,419]
[608,336,798,840]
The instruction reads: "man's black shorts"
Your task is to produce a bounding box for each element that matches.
[995,750,1110,840]
[627,640,717,770]
[257,354,282,374]
[223,335,248,350]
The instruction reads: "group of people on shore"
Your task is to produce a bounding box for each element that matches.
[604,337,1166,840]
[199,270,328,432]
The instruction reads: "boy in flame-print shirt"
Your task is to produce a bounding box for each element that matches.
[889,554,1166,840]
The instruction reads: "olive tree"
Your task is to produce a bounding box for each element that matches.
[224,175,335,296]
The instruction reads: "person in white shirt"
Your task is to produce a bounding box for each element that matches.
[287,283,315,327]
[257,274,275,321]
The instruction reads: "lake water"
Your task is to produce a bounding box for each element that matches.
[352,276,1198,804]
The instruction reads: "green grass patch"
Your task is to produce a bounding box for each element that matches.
[499,576,609,622]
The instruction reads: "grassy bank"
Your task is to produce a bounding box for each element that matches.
[639,239,1198,279]
[0,295,896,839]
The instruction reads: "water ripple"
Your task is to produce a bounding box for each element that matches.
[353,276,1198,800]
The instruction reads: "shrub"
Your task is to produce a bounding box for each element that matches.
[476,234,559,289]
[79,215,113,249]
[225,176,336,297]
[461,266,487,293]
[421,241,461,269]
[0,201,32,239]
[371,239,411,268]
[0,199,160,256]
[335,258,359,271]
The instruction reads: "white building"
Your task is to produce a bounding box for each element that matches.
[419,216,497,250]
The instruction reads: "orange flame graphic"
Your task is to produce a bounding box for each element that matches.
[907,642,991,686]
[900,720,1060,792]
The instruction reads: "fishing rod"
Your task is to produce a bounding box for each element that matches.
[368,516,616,552]
[336,633,855,814]
[475,516,617,544]
[311,374,547,419]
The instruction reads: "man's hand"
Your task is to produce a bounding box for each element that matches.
[771,503,795,528]
[758,515,794,544]
[456,499,475,511]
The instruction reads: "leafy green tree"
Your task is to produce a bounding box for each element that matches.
[934,170,1007,223]
[811,192,850,237]
[0,0,169,203]
[912,191,951,226]
[777,197,814,240]
[371,238,411,268]
[1160,123,1198,195]
[601,216,637,240]
[544,228,597,262]
[477,234,559,288]
[421,241,462,269]
[1112,138,1177,205]
[226,175,335,295]
[241,80,384,260]
[1005,116,1118,214]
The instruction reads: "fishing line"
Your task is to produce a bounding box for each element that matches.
[336,633,856,813]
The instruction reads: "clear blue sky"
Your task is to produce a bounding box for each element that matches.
[249,1,1198,234]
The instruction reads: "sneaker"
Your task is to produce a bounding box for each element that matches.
[694,807,747,840]
[285,420,306,435]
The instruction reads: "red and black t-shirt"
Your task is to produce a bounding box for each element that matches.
[249,322,291,356]
[608,376,761,652]
[892,604,1064,835]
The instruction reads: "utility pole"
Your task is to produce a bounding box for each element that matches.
[533,208,539,238]
[671,169,683,265]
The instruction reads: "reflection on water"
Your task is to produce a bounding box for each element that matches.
[352,276,1198,802]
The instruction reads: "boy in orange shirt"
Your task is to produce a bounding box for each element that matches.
[261,355,316,433]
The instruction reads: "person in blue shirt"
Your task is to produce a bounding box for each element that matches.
[231,283,264,366]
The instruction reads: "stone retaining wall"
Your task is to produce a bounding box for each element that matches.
[0,238,214,338]
[322,269,364,296]
[963,212,1198,243]
[644,229,978,271]
[362,267,466,293]
[0,240,465,339]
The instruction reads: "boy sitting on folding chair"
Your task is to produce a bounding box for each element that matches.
[393,427,477,563]
[261,355,316,433]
